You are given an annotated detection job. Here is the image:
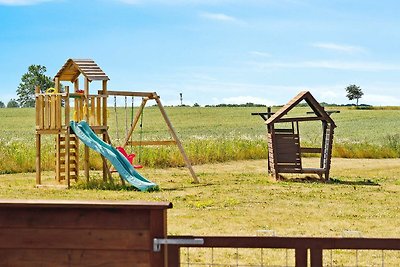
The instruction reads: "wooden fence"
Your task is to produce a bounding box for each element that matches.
[163,236,400,266]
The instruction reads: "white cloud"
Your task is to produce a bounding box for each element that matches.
[249,51,272,57]
[251,60,400,72]
[117,0,236,5]
[117,0,271,5]
[311,42,366,54]
[363,94,400,106]
[199,12,240,23]
[0,0,53,5]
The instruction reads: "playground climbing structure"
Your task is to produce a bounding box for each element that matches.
[35,58,198,189]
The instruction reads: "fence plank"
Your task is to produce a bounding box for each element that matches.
[295,248,307,267]
[310,248,323,267]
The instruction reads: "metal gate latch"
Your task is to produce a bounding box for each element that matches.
[153,238,204,252]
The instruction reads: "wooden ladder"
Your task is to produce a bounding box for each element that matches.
[56,134,79,182]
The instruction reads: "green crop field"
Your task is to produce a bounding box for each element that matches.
[1,106,400,264]
[1,106,400,173]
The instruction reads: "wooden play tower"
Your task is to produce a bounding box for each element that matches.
[35,59,109,187]
[35,58,198,187]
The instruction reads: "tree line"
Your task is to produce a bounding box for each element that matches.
[2,64,365,109]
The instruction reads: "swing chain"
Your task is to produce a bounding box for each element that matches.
[114,96,120,141]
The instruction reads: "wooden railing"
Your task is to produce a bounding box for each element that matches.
[163,236,400,266]
[35,93,67,131]
[72,94,107,126]
[35,91,107,131]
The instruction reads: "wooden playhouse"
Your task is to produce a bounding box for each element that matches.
[265,91,336,180]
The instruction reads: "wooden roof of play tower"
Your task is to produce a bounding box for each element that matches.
[55,59,109,82]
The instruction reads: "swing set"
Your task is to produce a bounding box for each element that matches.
[108,90,199,183]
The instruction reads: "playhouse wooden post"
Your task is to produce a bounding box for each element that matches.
[84,78,90,182]
[320,121,327,170]
[35,86,41,185]
[266,107,272,173]
[35,134,41,185]
[265,91,336,180]
[64,87,71,187]
[102,80,108,182]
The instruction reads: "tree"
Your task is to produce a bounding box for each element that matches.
[0,101,4,108]
[7,99,19,108]
[345,84,364,106]
[16,65,54,107]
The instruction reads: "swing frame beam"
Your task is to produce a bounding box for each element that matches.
[107,91,199,184]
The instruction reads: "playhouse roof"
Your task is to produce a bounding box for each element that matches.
[266,91,336,127]
[55,58,109,82]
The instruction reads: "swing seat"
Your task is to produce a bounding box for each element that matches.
[116,146,143,169]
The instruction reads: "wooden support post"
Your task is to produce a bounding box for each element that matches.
[266,107,271,173]
[102,80,108,182]
[44,95,50,129]
[35,134,41,185]
[324,124,334,180]
[64,87,70,126]
[96,97,101,126]
[295,248,308,267]
[74,79,79,93]
[65,93,72,186]
[154,96,199,184]
[35,86,40,128]
[321,121,327,169]
[167,246,180,267]
[310,248,323,267]
[73,80,80,122]
[84,78,90,182]
[269,125,279,179]
[65,129,71,188]
[37,95,44,129]
[54,77,60,92]
[55,135,61,181]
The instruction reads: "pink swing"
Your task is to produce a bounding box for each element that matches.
[116,146,143,169]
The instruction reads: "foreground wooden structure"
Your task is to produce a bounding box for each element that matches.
[265,91,336,180]
[35,58,198,187]
[0,200,171,266]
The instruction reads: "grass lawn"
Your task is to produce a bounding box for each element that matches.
[1,106,400,264]
[1,157,400,238]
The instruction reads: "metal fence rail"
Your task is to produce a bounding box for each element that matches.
[161,236,400,267]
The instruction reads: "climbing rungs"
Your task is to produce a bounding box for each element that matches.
[59,175,78,181]
[58,144,78,150]
[60,167,78,173]
[59,160,78,166]
[59,136,77,141]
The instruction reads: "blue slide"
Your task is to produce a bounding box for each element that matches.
[70,120,158,192]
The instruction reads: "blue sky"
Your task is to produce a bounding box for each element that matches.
[1,0,400,106]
